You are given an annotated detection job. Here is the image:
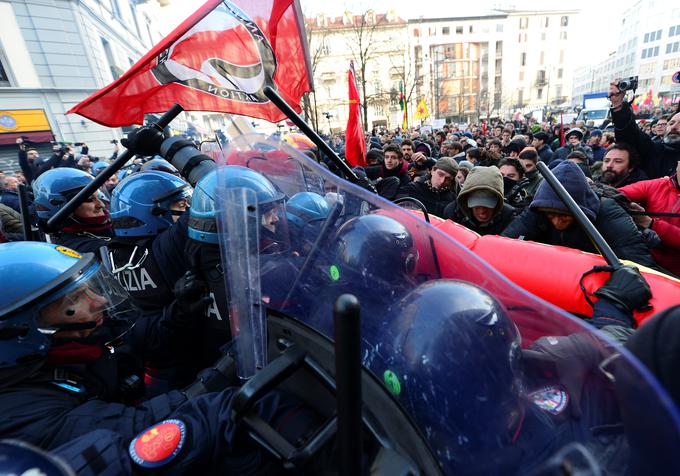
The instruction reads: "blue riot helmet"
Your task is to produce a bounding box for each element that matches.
[110,171,191,237]
[328,214,417,289]
[90,161,109,176]
[32,168,96,221]
[0,242,132,370]
[189,165,286,246]
[368,280,523,471]
[286,191,330,254]
[0,440,75,476]
[141,157,180,176]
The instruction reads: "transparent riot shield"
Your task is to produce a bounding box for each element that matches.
[214,185,266,380]
[216,133,680,475]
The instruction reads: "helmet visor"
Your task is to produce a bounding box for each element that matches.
[36,264,132,337]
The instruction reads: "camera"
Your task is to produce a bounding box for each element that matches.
[618,76,638,92]
[110,139,119,144]
[74,142,84,147]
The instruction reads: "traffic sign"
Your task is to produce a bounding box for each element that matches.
[673,71,680,83]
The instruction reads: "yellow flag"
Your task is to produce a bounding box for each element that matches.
[414,98,430,120]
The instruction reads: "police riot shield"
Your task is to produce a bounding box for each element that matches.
[216,134,680,475]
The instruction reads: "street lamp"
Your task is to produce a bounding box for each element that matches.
[323,112,333,133]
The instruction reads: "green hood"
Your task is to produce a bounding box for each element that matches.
[457,166,505,219]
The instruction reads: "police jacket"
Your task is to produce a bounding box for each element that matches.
[612,101,680,179]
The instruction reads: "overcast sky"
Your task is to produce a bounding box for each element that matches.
[162,0,637,67]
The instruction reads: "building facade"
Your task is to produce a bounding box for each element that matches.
[0,0,168,166]
[305,10,408,133]
[571,0,680,108]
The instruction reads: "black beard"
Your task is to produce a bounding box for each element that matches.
[663,134,680,146]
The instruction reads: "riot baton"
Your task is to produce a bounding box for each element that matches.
[536,162,622,269]
[17,183,35,241]
[333,294,363,476]
[263,86,376,192]
[46,103,184,232]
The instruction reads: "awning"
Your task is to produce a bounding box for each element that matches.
[0,109,54,145]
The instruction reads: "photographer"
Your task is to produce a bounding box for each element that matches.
[610,78,680,178]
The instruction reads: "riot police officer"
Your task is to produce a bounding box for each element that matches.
[33,168,113,254]
[0,242,320,474]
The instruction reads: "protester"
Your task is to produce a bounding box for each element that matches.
[502,161,659,269]
[518,147,543,196]
[397,157,457,217]
[365,144,411,186]
[597,143,648,188]
[531,132,554,163]
[553,128,594,163]
[446,166,516,235]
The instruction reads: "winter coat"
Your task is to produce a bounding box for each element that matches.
[365,159,411,186]
[620,176,680,276]
[502,161,658,269]
[524,169,544,197]
[612,101,680,178]
[397,179,456,218]
[537,144,554,163]
[450,166,517,235]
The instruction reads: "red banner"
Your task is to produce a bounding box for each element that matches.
[68,0,312,126]
[345,63,366,167]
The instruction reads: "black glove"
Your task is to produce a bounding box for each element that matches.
[120,124,165,157]
[182,353,237,399]
[594,265,652,313]
[174,270,212,317]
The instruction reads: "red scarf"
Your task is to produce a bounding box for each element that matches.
[62,210,112,234]
[47,341,103,365]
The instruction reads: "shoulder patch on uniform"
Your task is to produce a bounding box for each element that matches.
[528,386,569,415]
[129,419,186,468]
[55,246,82,259]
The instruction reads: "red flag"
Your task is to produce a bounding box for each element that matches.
[68,0,313,126]
[345,62,366,167]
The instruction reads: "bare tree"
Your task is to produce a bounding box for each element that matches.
[387,40,421,129]
[345,10,391,131]
[302,17,330,132]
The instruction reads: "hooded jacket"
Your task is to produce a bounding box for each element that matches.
[450,166,516,235]
[397,177,456,218]
[502,161,659,269]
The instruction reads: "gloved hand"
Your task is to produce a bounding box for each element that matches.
[183,353,237,399]
[594,265,652,313]
[174,270,212,317]
[120,124,165,157]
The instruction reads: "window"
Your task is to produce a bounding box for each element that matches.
[656,29,662,40]
[442,27,449,35]
[670,25,680,37]
[519,71,524,81]
[559,50,564,63]
[560,31,567,40]
[537,88,543,99]
[642,49,647,59]
[541,32,546,41]
[544,17,549,28]
[0,55,10,86]
[469,25,473,33]
[654,45,659,56]
[101,37,120,80]
[557,68,563,79]
[518,89,524,105]
[109,0,121,19]
[496,23,503,33]
[667,41,680,54]
[644,32,650,43]
[413,28,420,37]
[456,26,463,34]
[663,57,680,70]
[560,16,569,27]
[555,85,563,98]
[519,17,528,30]
[520,52,526,66]
[539,51,544,64]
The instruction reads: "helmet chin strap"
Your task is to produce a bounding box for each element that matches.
[39,321,99,335]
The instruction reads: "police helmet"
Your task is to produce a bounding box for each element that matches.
[90,161,109,176]
[140,157,180,175]
[0,440,75,476]
[32,168,95,221]
[286,192,330,252]
[369,280,522,460]
[111,171,191,237]
[329,214,417,288]
[0,242,131,369]
[189,166,285,244]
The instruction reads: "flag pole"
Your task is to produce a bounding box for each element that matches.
[46,103,184,232]
[263,86,374,192]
